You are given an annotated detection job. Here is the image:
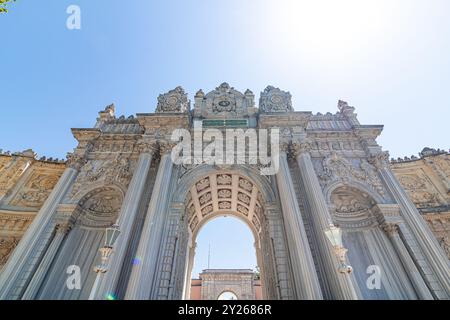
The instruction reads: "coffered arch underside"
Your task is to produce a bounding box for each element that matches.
[186,173,265,239]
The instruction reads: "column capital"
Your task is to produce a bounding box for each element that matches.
[279,142,290,154]
[55,222,73,235]
[381,222,399,236]
[136,139,158,154]
[66,153,87,171]
[159,141,176,156]
[291,141,311,158]
[368,151,390,170]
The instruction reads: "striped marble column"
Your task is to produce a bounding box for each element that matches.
[275,147,323,300]
[382,222,433,300]
[21,222,73,299]
[0,157,83,299]
[92,145,156,300]
[370,151,450,297]
[293,141,358,300]
[125,146,174,300]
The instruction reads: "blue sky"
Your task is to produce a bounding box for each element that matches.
[1,1,449,276]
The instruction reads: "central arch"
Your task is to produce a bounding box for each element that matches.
[184,173,266,299]
[160,165,292,300]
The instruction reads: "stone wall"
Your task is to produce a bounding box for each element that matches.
[391,148,450,258]
[0,150,65,269]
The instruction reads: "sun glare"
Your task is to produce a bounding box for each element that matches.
[259,0,404,63]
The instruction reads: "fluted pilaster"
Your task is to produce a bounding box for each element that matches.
[382,223,433,299]
[0,162,81,299]
[92,144,156,300]
[370,151,450,297]
[125,144,174,299]
[275,146,323,299]
[21,222,74,300]
[292,141,358,300]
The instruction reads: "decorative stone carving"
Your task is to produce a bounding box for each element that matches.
[218,201,232,210]
[194,83,254,118]
[439,236,450,257]
[291,141,311,157]
[9,172,60,208]
[199,192,212,205]
[381,222,399,236]
[0,157,30,196]
[252,215,261,231]
[136,140,158,154]
[368,151,390,170]
[201,205,213,217]
[196,178,210,192]
[331,187,375,216]
[66,153,87,171]
[237,205,249,216]
[237,192,251,205]
[238,178,253,192]
[159,142,176,155]
[217,174,232,186]
[71,155,135,198]
[337,100,355,114]
[0,238,18,267]
[156,86,190,113]
[397,174,442,207]
[77,188,123,228]
[317,153,385,197]
[218,189,232,199]
[259,86,293,113]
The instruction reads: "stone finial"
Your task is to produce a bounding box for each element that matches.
[195,89,205,98]
[156,86,190,113]
[15,149,36,158]
[259,85,293,113]
[99,104,115,117]
[97,104,116,126]
[337,100,352,112]
[338,100,359,126]
[419,147,446,158]
[104,103,115,114]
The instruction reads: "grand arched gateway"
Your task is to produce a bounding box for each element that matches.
[0,83,449,300]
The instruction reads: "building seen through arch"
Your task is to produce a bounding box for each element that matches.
[0,83,448,300]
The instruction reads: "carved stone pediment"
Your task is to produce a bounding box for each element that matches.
[317,152,386,197]
[156,86,190,113]
[70,155,135,198]
[77,187,123,228]
[259,86,293,113]
[194,83,254,118]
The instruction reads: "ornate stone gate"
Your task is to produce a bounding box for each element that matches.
[0,83,449,300]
